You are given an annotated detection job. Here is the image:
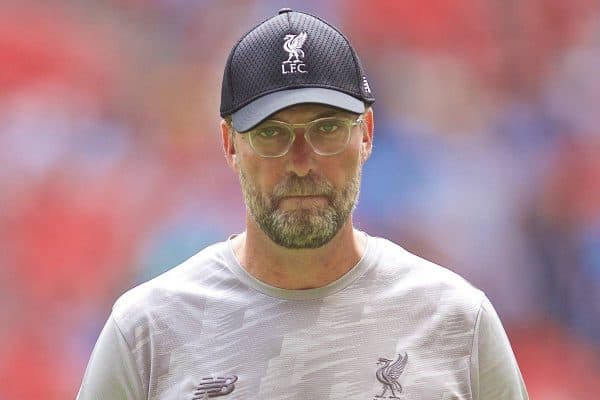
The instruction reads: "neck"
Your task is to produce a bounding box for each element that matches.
[231,216,367,290]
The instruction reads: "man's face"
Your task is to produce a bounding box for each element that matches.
[228,104,372,249]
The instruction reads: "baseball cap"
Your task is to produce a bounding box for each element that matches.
[220,8,375,132]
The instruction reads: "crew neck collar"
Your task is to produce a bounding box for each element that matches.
[222,231,377,301]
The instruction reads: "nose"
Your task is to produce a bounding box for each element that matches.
[285,129,315,177]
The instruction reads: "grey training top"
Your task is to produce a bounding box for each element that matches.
[77,233,528,400]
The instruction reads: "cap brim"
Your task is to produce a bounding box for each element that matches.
[231,88,365,132]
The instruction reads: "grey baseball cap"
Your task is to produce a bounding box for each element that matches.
[219,8,374,132]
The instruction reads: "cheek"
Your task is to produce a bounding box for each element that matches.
[237,153,283,193]
[342,155,362,182]
[340,138,364,175]
[319,152,361,191]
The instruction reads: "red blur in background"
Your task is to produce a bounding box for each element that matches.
[1,1,599,398]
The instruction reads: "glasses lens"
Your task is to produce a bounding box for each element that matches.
[307,118,351,155]
[249,122,293,157]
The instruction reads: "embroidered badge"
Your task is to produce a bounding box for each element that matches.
[375,352,408,399]
[282,32,308,74]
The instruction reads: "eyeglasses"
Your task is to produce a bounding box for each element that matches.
[239,115,364,158]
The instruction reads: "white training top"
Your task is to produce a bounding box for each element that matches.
[77,233,528,400]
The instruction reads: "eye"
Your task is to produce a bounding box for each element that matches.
[256,126,281,138]
[317,121,340,133]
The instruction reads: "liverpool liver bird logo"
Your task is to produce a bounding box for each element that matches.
[375,352,408,399]
[283,32,307,63]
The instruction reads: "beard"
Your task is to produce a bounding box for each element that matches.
[237,166,362,249]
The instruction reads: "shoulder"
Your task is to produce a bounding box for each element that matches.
[110,241,231,334]
[370,236,486,317]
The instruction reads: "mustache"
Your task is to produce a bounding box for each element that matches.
[272,173,335,201]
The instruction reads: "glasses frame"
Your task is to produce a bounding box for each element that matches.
[240,115,365,158]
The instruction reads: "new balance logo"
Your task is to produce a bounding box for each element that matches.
[192,375,238,399]
[362,76,372,94]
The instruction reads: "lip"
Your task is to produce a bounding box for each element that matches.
[282,195,325,199]
[278,195,328,208]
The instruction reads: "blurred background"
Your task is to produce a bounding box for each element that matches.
[1,0,599,398]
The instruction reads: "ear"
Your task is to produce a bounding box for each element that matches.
[360,107,374,164]
[221,119,238,172]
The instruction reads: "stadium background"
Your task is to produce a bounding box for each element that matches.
[1,0,599,398]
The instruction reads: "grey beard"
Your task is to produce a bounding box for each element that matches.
[238,169,361,249]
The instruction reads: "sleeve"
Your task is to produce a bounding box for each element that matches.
[470,296,529,400]
[76,314,145,400]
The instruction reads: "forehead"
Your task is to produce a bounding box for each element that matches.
[267,103,358,123]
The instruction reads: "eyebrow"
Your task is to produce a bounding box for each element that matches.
[313,110,343,119]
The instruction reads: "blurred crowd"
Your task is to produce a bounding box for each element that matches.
[1,0,599,398]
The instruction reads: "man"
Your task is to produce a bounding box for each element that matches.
[77,9,528,400]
